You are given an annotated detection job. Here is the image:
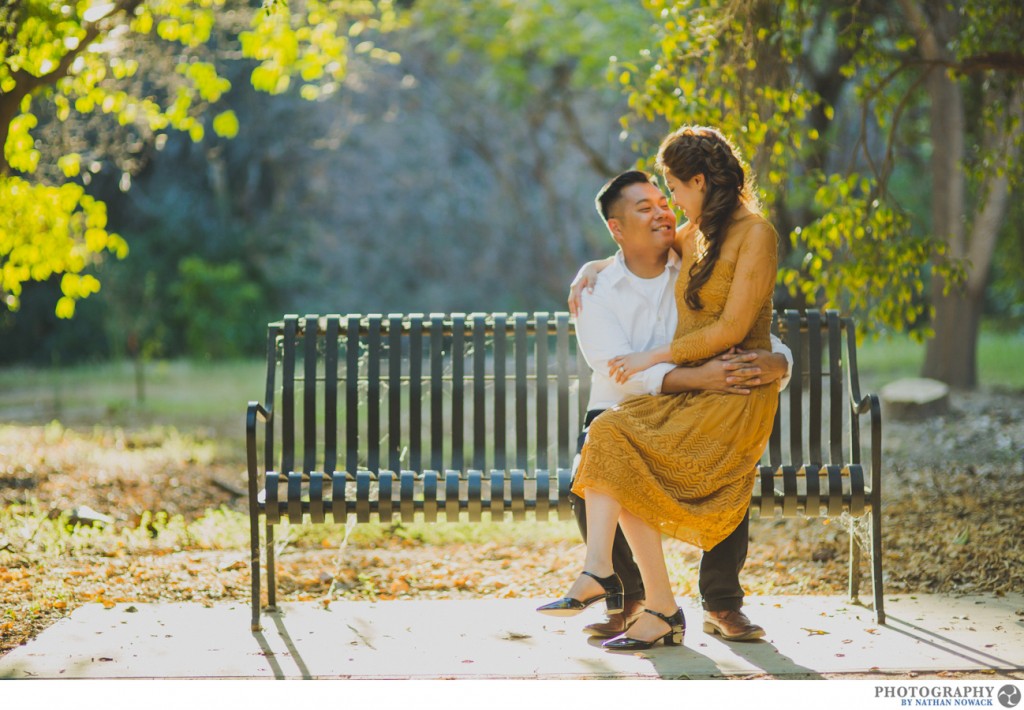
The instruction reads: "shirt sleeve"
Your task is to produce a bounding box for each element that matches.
[770,332,794,392]
[669,221,779,364]
[576,288,671,398]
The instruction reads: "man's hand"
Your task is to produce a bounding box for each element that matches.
[661,348,788,395]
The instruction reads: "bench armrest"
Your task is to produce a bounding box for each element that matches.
[851,393,882,507]
[246,401,271,492]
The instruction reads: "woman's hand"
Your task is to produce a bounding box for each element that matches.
[608,351,656,384]
[567,258,612,317]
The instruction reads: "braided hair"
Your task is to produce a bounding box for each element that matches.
[655,126,757,311]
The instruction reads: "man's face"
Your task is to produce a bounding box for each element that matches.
[607,182,676,255]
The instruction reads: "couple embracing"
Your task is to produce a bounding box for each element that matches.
[537,125,791,652]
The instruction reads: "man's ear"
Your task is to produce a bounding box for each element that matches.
[607,218,624,245]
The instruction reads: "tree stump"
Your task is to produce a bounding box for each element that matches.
[880,377,950,420]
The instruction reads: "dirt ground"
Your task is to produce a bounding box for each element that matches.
[2,387,1022,671]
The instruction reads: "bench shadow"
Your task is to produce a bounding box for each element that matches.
[585,636,824,679]
[884,613,1022,671]
[252,608,313,680]
[712,638,825,679]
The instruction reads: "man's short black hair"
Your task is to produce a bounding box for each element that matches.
[595,170,657,222]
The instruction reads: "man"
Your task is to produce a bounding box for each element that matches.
[569,170,792,641]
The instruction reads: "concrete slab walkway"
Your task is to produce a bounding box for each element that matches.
[2,593,1022,680]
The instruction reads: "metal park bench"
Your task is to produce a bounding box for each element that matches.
[245,310,884,631]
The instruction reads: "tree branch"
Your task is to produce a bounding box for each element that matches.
[11,0,143,93]
[964,84,1024,295]
[878,69,929,191]
[1,0,143,175]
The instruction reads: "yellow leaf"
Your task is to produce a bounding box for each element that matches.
[58,154,81,178]
[212,110,239,138]
[55,297,76,319]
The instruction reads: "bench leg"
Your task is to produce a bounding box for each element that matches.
[848,518,861,601]
[870,506,886,625]
[266,522,277,610]
[250,519,262,632]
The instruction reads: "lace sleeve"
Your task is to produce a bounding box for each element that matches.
[669,221,778,364]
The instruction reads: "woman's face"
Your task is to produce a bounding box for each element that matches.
[664,170,705,224]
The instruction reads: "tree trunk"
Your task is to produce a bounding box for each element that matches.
[923,274,982,388]
[899,0,972,387]
[919,65,971,386]
[922,85,1023,388]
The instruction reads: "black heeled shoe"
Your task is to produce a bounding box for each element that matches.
[602,607,686,650]
[536,571,624,616]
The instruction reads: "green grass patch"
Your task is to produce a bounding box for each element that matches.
[855,324,1024,391]
[0,359,265,440]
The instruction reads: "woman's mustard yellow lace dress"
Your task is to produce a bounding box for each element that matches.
[572,213,779,551]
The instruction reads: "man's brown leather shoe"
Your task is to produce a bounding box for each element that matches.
[583,599,645,638]
[702,609,765,641]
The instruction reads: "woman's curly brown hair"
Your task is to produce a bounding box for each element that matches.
[656,126,758,311]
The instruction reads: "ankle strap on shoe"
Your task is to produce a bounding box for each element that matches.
[581,570,620,589]
[644,607,684,626]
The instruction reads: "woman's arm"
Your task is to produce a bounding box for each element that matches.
[608,222,778,381]
[567,256,615,317]
[669,222,778,364]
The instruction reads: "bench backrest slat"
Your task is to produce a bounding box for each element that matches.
[514,314,529,469]
[493,314,508,470]
[345,315,360,476]
[408,314,423,471]
[451,314,466,473]
[472,314,487,469]
[556,313,571,465]
[828,311,844,463]
[785,310,804,466]
[366,315,382,473]
[807,310,823,465]
[281,314,297,476]
[303,314,318,474]
[430,314,445,471]
[388,314,403,472]
[535,313,549,471]
[324,315,340,474]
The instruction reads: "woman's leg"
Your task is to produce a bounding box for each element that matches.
[562,490,622,600]
[616,510,681,641]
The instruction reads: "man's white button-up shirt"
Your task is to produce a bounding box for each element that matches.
[575,249,792,411]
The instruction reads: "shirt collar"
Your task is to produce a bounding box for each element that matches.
[604,248,680,288]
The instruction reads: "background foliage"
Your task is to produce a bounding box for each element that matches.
[1,0,1021,388]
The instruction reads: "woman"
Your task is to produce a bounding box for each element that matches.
[537,126,780,651]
